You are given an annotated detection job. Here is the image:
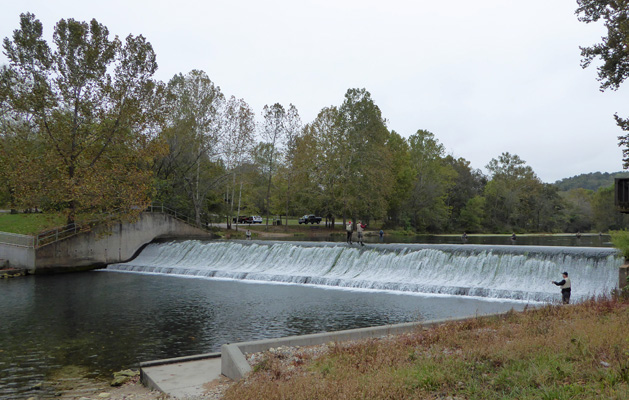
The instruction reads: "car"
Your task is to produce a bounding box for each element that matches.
[298,214,322,224]
[233,215,249,223]
[252,215,263,224]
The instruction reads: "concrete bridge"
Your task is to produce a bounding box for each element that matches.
[0,210,214,274]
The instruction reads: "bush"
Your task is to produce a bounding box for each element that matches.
[610,230,629,258]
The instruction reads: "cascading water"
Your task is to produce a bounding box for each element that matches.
[107,240,623,302]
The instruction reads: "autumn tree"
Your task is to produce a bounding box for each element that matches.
[1,13,165,224]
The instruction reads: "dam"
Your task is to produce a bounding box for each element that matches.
[107,240,623,303]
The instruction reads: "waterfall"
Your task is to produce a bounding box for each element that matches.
[106,240,623,302]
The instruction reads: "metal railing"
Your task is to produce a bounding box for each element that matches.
[35,223,84,248]
[145,204,212,231]
[0,204,210,249]
[0,231,35,248]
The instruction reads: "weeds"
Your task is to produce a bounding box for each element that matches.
[224,297,629,400]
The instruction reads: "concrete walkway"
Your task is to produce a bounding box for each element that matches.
[141,354,222,398]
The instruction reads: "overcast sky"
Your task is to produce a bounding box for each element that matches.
[2,0,628,183]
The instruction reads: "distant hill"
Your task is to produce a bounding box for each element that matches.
[554,171,629,191]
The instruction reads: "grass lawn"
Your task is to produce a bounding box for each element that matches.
[223,296,629,400]
[0,213,66,235]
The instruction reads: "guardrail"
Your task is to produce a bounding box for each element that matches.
[0,231,35,248]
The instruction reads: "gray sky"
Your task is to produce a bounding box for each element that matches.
[2,0,628,183]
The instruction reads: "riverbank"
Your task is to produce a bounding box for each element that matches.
[222,296,629,400]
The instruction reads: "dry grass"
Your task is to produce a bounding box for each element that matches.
[223,297,629,400]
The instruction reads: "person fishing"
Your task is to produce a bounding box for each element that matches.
[346,220,353,244]
[552,271,571,304]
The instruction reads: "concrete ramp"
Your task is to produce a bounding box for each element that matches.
[141,353,222,398]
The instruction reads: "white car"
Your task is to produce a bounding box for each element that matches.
[252,215,263,224]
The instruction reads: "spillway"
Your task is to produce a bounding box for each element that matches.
[106,240,623,303]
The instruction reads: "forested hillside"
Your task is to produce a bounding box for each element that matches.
[554,171,629,191]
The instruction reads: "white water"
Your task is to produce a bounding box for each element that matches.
[107,240,623,302]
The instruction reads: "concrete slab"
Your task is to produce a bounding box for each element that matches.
[141,356,222,398]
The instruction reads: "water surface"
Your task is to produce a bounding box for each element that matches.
[0,270,528,399]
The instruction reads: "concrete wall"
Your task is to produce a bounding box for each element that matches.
[32,213,212,273]
[0,244,35,270]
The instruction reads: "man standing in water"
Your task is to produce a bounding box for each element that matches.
[552,272,571,304]
[346,220,353,244]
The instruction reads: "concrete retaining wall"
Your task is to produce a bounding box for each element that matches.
[220,312,508,380]
[31,213,212,273]
[0,244,35,270]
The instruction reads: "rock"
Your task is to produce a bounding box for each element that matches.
[98,393,111,398]
[111,369,139,386]
[600,361,611,367]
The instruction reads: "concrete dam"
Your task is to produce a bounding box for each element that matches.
[107,240,623,303]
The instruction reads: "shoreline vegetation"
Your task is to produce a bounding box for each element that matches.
[221,296,629,400]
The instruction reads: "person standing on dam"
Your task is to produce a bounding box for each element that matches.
[346,220,353,244]
[357,221,366,246]
[552,272,571,304]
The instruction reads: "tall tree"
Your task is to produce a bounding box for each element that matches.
[577,1,629,167]
[260,103,287,229]
[222,96,256,229]
[280,104,302,228]
[337,88,393,222]
[405,130,456,231]
[1,13,165,224]
[156,70,225,225]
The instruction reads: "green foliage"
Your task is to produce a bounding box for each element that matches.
[1,13,165,224]
[610,230,629,258]
[555,171,629,192]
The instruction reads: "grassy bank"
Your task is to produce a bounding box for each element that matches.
[223,297,629,400]
[0,213,65,235]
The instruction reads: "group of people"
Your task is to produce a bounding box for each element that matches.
[346,220,367,246]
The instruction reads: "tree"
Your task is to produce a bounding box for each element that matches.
[280,105,302,228]
[385,131,413,227]
[1,13,165,224]
[155,70,225,225]
[222,96,256,229]
[483,152,541,232]
[444,155,486,231]
[336,88,393,222]
[577,1,629,167]
[260,103,292,229]
[405,130,456,232]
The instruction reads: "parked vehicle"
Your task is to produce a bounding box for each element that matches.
[233,215,249,223]
[252,215,263,224]
[298,214,322,224]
